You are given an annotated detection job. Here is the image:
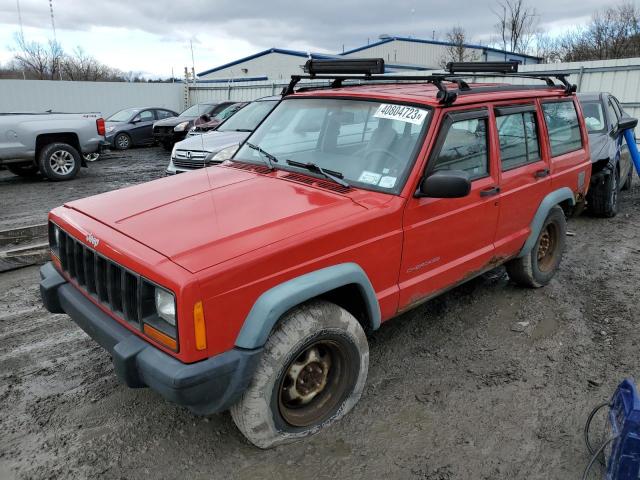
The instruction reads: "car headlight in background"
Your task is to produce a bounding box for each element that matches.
[155,288,176,326]
[170,144,177,158]
[174,121,190,132]
[209,145,239,163]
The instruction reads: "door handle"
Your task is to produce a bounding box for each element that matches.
[534,168,550,178]
[480,186,500,197]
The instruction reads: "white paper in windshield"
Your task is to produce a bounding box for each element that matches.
[374,104,428,125]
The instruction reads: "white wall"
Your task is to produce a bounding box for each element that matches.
[199,52,310,81]
[0,79,185,118]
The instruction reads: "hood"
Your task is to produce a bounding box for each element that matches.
[175,130,249,152]
[64,166,365,273]
[196,118,223,130]
[154,116,195,127]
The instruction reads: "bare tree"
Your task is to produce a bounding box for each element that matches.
[440,26,479,68]
[531,30,561,63]
[493,0,538,54]
[11,33,64,80]
[557,3,640,61]
[11,34,129,81]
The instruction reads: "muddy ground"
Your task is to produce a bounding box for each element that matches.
[1,148,639,479]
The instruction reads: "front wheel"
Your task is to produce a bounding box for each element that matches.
[38,143,81,181]
[114,133,131,150]
[230,300,369,449]
[506,206,566,288]
[589,167,620,217]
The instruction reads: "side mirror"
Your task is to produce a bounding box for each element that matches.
[417,170,471,198]
[617,116,638,132]
[131,118,140,124]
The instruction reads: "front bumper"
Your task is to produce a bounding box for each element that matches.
[40,262,261,415]
[153,130,187,145]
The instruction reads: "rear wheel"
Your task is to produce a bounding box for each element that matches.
[6,164,40,178]
[230,300,368,449]
[83,152,100,162]
[589,167,620,217]
[114,133,131,150]
[506,206,566,288]
[38,143,81,181]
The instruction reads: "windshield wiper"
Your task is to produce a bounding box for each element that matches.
[286,160,350,188]
[245,142,280,170]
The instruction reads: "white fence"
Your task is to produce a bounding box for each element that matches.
[188,57,640,119]
[2,58,640,119]
[0,79,185,118]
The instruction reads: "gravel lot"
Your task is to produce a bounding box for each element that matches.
[2,147,640,479]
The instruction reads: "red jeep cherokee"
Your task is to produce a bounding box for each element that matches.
[40,60,591,448]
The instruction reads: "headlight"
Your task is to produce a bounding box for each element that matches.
[49,222,61,256]
[174,121,190,132]
[171,144,177,158]
[155,288,176,326]
[106,126,116,133]
[209,145,239,163]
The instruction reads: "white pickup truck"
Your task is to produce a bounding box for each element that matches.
[0,112,108,181]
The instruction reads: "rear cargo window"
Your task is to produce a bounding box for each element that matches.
[496,111,540,170]
[542,101,582,157]
[431,118,489,180]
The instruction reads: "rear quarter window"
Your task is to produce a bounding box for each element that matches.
[542,101,583,157]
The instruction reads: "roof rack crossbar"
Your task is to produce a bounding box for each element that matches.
[281,72,577,100]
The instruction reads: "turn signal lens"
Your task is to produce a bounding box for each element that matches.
[144,323,177,351]
[194,301,207,351]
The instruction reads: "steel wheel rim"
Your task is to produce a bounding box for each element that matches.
[84,153,100,162]
[278,338,350,428]
[49,150,75,175]
[537,223,558,272]
[117,135,129,148]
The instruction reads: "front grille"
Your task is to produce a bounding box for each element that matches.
[172,149,208,169]
[154,126,173,135]
[57,229,143,327]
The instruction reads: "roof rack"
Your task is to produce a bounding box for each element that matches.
[281,59,577,104]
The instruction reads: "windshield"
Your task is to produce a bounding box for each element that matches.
[180,104,213,117]
[218,100,278,132]
[234,98,430,193]
[215,103,244,121]
[581,100,606,133]
[107,108,138,122]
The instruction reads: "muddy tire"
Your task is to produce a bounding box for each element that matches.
[506,206,566,288]
[230,300,369,449]
[38,143,81,181]
[114,133,131,150]
[6,164,40,178]
[589,167,619,217]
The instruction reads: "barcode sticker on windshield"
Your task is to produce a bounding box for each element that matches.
[374,104,428,125]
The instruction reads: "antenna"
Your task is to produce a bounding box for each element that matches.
[16,0,24,40]
[48,0,57,42]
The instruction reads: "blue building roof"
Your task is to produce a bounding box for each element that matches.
[340,36,541,61]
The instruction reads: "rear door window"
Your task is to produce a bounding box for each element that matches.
[542,101,582,157]
[156,109,174,119]
[431,116,489,180]
[496,111,541,170]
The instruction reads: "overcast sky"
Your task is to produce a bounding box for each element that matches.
[0,0,625,78]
